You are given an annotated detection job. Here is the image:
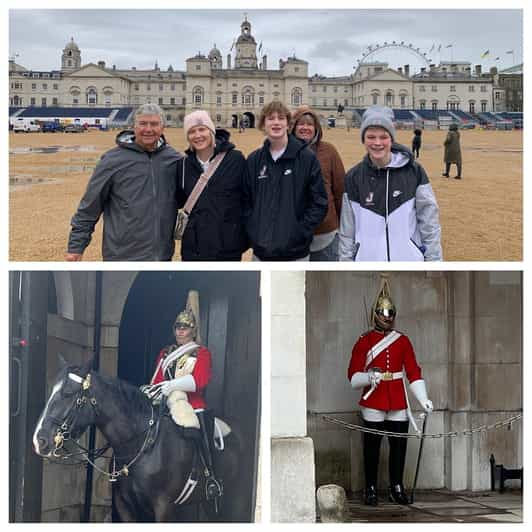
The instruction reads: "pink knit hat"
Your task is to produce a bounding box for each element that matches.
[184,110,216,138]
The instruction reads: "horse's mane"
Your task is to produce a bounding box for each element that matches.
[98,372,153,417]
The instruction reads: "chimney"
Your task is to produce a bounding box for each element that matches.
[475,64,482,76]
[132,66,136,70]
[404,64,410,77]
[113,64,116,70]
[465,66,471,76]
[398,67,403,74]
[98,61,105,68]
[262,54,267,70]
[227,54,231,69]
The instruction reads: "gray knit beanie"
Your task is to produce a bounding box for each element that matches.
[360,106,396,142]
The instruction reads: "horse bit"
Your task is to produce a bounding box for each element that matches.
[51,372,156,482]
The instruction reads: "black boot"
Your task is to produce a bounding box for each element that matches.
[197,411,223,502]
[388,484,410,505]
[455,163,462,179]
[442,163,451,177]
[364,485,378,506]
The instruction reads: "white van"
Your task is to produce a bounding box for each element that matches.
[13,119,41,133]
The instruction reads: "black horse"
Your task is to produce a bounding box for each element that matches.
[32,358,242,522]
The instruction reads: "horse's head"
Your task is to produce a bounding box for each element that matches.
[33,357,97,458]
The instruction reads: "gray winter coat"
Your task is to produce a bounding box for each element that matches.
[68,131,183,261]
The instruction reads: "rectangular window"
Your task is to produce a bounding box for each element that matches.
[450,85,456,92]
[170,97,175,105]
[432,102,437,110]
[419,85,425,92]
[134,84,139,91]
[431,85,438,92]
[469,85,475,92]
[159,84,163,91]
[259,95,264,105]
[322,86,326,93]
[32,83,36,90]
[481,85,487,92]
[158,97,163,105]
[147,84,151,91]
[30,97,36,105]
[232,93,237,105]
[195,65,201,71]
[217,95,222,105]
[52,97,58,105]
[42,83,47,90]
[73,98,78,105]
[311,86,316,93]
[333,87,338,93]
[41,98,47,107]
[171,84,175,91]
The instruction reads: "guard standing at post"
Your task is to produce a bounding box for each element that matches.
[347,280,433,506]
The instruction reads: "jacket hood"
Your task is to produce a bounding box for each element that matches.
[289,106,323,145]
[363,142,413,169]
[115,129,168,152]
[185,127,234,158]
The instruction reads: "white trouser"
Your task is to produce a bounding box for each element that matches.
[361,407,408,422]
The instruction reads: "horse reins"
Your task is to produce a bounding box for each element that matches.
[49,372,157,482]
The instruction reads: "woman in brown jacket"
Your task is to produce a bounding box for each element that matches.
[290,106,346,260]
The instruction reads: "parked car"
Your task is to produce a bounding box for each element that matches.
[13,120,41,133]
[64,124,85,133]
[40,121,64,133]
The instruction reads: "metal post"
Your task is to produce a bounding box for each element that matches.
[82,271,103,522]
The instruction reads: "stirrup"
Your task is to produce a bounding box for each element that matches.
[205,476,223,500]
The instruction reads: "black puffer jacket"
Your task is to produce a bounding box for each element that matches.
[243,134,328,260]
[68,130,182,261]
[177,128,247,261]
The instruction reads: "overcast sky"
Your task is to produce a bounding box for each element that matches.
[9,9,523,77]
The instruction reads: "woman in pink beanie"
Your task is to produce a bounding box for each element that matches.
[177,110,247,261]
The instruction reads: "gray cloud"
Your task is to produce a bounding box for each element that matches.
[9,9,523,76]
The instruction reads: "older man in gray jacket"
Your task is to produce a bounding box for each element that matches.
[66,103,184,261]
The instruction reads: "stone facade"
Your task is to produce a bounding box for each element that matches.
[10,17,515,126]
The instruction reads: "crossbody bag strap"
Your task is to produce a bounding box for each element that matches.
[183,152,226,215]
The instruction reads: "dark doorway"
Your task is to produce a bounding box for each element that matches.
[117,271,261,521]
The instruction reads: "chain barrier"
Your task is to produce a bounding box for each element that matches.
[318,413,522,439]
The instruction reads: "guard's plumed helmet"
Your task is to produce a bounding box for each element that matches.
[372,279,396,332]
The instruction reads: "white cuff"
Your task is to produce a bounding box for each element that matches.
[163,374,197,394]
[350,372,370,389]
[410,379,432,411]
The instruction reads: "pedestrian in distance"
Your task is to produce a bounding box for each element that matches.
[442,123,462,179]
[412,128,422,159]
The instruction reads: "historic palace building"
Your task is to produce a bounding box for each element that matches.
[9,17,521,127]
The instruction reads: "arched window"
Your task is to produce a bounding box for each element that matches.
[385,91,394,107]
[469,101,475,113]
[371,91,380,105]
[241,86,255,107]
[291,87,303,106]
[86,87,97,105]
[192,86,204,106]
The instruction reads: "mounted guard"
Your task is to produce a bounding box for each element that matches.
[142,290,223,507]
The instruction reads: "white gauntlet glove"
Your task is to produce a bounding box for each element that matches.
[161,374,197,396]
[410,379,433,412]
[350,372,370,389]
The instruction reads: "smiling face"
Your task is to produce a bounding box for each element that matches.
[134,114,164,151]
[187,125,214,153]
[363,126,392,167]
[294,114,316,143]
[264,112,289,142]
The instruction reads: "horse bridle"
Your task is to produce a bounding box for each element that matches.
[49,373,98,457]
[48,372,156,482]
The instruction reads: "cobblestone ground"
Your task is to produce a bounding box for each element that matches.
[341,489,522,523]
[9,127,522,261]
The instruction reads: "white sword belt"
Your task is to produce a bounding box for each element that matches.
[363,371,404,401]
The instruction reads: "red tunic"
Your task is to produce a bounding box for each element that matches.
[151,345,212,409]
[347,330,422,411]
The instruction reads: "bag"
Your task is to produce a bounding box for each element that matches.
[173,151,226,240]
[174,210,189,241]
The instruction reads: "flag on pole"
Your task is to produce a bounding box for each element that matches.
[481,49,489,58]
